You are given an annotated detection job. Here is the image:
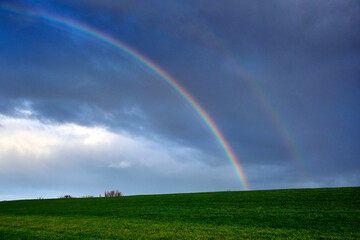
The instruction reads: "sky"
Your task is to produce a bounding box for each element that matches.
[0,0,359,200]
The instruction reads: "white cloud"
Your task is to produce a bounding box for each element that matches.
[0,113,208,174]
[0,112,245,199]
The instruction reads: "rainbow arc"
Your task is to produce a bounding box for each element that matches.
[0,5,249,190]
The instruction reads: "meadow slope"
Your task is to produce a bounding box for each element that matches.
[0,187,359,239]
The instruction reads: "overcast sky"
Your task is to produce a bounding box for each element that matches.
[0,0,359,200]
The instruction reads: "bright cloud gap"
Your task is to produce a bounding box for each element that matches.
[0,110,205,171]
[0,110,243,199]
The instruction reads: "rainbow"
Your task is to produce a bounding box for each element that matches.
[0,5,250,190]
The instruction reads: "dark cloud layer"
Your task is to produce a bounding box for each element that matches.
[0,0,359,199]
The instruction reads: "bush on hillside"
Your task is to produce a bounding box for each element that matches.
[104,190,122,197]
[60,195,73,199]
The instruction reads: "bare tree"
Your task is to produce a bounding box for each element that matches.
[104,190,122,197]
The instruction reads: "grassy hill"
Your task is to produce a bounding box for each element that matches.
[0,187,359,239]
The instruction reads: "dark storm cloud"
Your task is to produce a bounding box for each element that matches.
[0,1,221,151]
[0,0,359,198]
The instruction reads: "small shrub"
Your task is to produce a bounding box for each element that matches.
[60,195,72,199]
[104,190,122,197]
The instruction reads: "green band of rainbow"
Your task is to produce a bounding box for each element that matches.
[0,5,250,190]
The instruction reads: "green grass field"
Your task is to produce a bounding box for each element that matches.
[0,187,359,239]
